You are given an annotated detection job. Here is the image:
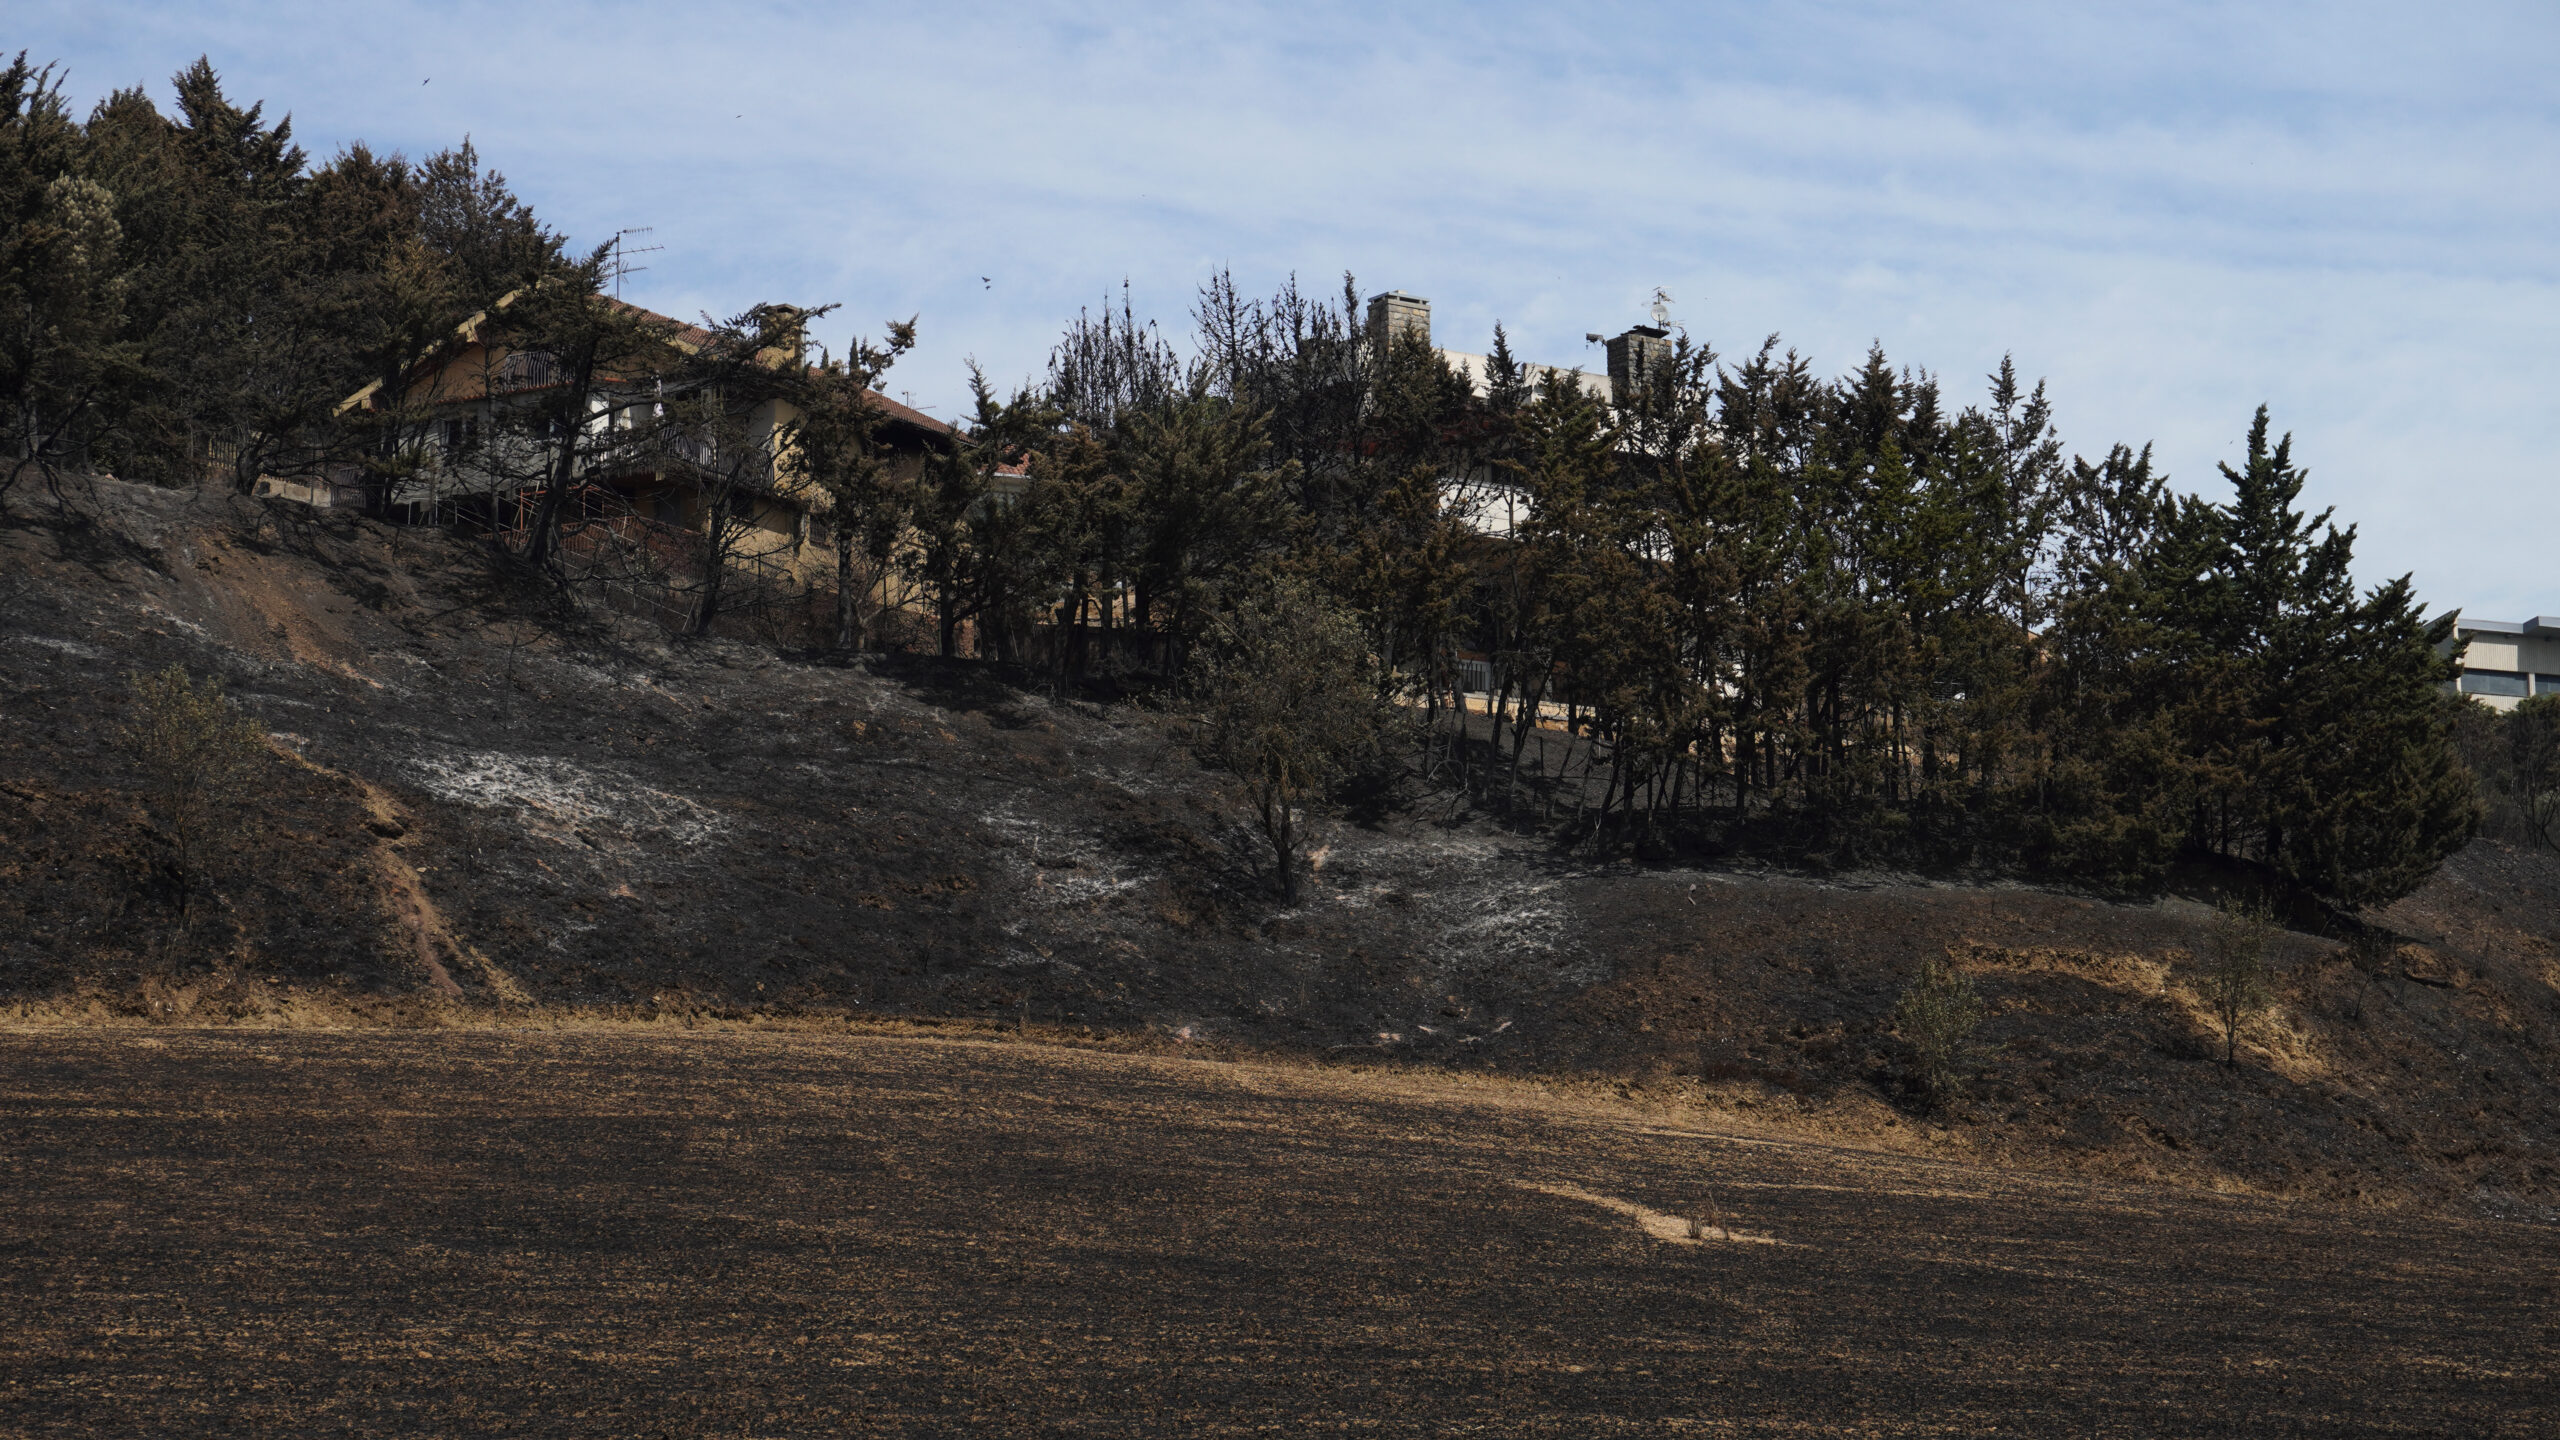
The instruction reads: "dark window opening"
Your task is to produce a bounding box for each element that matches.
[2462,670,2530,698]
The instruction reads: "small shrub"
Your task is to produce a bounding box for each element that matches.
[115,664,267,919]
[2342,927,2393,1025]
[2199,901,2275,1067]
[1193,581,1397,902]
[1894,950,1985,1106]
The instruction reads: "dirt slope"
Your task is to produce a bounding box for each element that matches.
[3,481,2558,1210]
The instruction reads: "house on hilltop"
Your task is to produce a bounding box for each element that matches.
[311,294,956,557]
[275,291,1003,638]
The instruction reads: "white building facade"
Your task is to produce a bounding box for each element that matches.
[2453,617,2560,710]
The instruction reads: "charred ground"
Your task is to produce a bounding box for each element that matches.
[5,1028,2553,1438]
[4,481,2559,1212]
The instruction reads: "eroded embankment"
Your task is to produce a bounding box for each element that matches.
[3,480,2559,1211]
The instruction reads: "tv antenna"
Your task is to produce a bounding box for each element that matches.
[608,227,662,299]
[1650,288,1673,329]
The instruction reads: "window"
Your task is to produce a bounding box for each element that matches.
[2538,674,2560,696]
[2461,669,2529,697]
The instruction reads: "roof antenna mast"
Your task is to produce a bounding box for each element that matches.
[609,227,662,299]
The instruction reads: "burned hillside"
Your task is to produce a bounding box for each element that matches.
[3,482,2559,1212]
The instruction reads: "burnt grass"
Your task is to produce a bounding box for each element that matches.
[3,477,2559,1222]
[2,1027,2554,1437]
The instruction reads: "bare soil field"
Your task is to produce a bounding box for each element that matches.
[2,1025,2552,1437]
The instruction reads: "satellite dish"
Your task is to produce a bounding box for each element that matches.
[1650,288,1673,328]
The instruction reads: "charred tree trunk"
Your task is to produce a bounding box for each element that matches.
[835,527,859,651]
[689,493,732,637]
[522,347,600,573]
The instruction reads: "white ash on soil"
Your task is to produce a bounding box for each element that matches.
[402,746,727,850]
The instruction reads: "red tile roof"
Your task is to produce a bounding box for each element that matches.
[340,289,965,442]
[606,298,953,436]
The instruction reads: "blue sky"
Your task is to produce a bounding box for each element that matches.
[20,1,2560,616]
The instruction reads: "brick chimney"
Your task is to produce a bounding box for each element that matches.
[1606,326,1672,407]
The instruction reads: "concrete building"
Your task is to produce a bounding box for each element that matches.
[2453,617,2560,710]
[1364,290,1635,409]
[1369,289,1669,546]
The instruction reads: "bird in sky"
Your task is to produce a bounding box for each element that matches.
[981,276,992,289]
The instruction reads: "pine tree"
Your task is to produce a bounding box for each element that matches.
[2033,444,2193,887]
[1122,382,1294,674]
[2506,696,2560,850]
[794,316,916,651]
[414,139,558,308]
[158,57,335,491]
[937,369,1055,661]
[2043,408,2477,906]
[1194,581,1397,901]
[1008,418,1134,685]
[0,54,134,505]
[659,301,831,636]
[499,251,673,570]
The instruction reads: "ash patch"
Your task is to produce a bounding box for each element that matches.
[9,634,108,661]
[1365,833,1592,990]
[1429,874,1590,987]
[404,747,726,850]
[984,801,1152,910]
